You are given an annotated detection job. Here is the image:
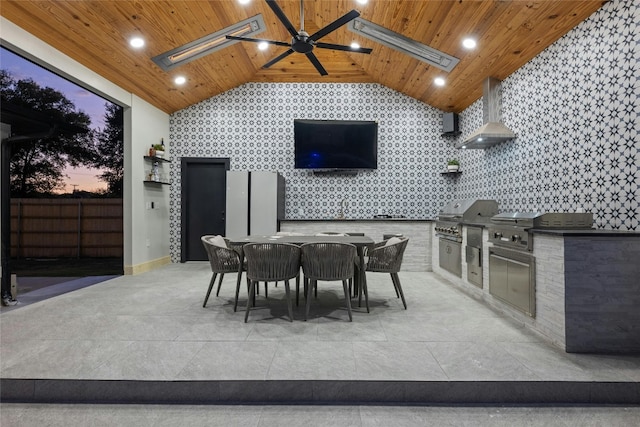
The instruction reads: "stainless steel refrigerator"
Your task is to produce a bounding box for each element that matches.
[225,171,285,238]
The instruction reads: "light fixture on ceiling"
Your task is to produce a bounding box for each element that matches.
[350,42,361,49]
[129,37,145,49]
[258,41,269,51]
[238,0,251,4]
[347,18,459,72]
[174,76,186,85]
[152,15,266,71]
[434,77,445,86]
[355,0,369,5]
[462,38,477,49]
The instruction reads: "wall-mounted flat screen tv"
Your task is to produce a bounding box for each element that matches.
[294,119,378,170]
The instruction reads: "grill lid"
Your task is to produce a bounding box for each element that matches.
[491,212,594,229]
[438,199,499,222]
[491,212,543,227]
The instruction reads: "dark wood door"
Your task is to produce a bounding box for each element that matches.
[181,158,229,262]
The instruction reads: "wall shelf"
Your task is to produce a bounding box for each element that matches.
[144,155,170,163]
[144,156,171,186]
[143,180,170,185]
[441,171,462,176]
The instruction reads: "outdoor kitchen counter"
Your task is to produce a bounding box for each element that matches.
[280,219,432,271]
[531,228,640,236]
[432,225,640,354]
[536,231,640,353]
[283,218,434,222]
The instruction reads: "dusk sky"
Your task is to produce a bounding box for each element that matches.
[1,47,112,193]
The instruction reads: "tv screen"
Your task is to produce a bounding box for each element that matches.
[294,119,378,170]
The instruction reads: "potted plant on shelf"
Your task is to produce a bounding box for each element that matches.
[447,159,460,172]
[153,143,165,158]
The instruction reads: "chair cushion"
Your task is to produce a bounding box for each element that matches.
[385,236,403,246]
[210,235,228,248]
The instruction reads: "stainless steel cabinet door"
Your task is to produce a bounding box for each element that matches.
[489,253,509,300]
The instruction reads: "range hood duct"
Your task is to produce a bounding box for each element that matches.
[455,77,515,149]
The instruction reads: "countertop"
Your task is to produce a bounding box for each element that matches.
[530,228,640,237]
[281,218,434,222]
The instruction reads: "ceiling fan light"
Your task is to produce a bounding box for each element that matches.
[348,18,459,72]
[152,15,266,71]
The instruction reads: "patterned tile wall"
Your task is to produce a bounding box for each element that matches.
[455,0,638,231]
[169,84,458,258]
[169,0,637,259]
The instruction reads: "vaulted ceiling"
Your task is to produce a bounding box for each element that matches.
[1,0,606,114]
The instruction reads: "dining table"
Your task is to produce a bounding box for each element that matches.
[227,234,375,312]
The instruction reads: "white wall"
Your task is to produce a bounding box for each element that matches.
[129,95,171,268]
[1,16,171,273]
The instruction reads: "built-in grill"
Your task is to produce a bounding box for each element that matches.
[435,199,499,242]
[487,211,594,318]
[436,199,498,277]
[488,212,594,251]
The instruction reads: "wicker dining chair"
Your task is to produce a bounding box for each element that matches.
[201,235,246,312]
[361,237,409,310]
[243,242,301,322]
[300,242,356,322]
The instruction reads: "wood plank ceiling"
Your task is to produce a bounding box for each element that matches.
[1,0,606,114]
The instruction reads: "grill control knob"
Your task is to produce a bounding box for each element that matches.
[494,232,503,238]
[511,234,521,242]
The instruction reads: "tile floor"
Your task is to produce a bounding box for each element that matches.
[1,403,639,426]
[0,262,638,406]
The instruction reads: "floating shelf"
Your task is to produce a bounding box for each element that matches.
[144,155,170,163]
[143,180,170,185]
[441,171,462,175]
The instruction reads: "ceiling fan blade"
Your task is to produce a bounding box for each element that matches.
[226,35,291,48]
[308,10,360,42]
[262,49,295,69]
[315,42,372,54]
[305,52,328,76]
[265,0,299,39]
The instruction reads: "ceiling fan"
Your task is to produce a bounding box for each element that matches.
[226,0,372,76]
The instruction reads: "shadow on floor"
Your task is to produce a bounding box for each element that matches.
[1,257,123,312]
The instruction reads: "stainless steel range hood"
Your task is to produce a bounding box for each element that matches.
[455,77,515,149]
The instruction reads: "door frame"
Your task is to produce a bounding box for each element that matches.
[180,157,230,262]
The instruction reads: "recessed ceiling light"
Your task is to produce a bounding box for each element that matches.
[462,38,477,49]
[129,37,145,48]
[355,0,369,5]
[434,77,446,86]
[174,76,186,85]
[350,42,361,50]
[238,0,251,5]
[258,41,269,51]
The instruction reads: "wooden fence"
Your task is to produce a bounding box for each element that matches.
[10,198,123,258]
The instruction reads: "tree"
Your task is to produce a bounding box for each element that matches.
[1,70,95,197]
[93,103,124,196]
